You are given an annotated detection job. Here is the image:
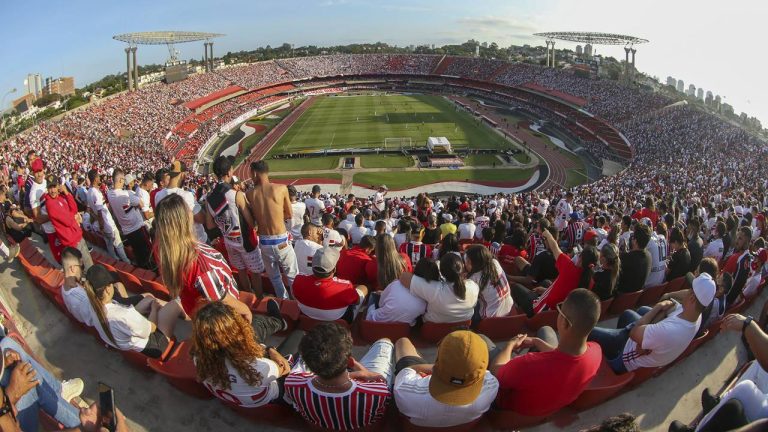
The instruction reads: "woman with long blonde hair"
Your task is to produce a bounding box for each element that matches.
[365,233,412,291]
[153,194,253,322]
[191,302,304,407]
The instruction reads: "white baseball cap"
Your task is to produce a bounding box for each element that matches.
[692,273,716,306]
[443,214,453,222]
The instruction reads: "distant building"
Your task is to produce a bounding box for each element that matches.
[677,79,685,93]
[666,76,676,87]
[44,77,75,97]
[715,95,721,105]
[576,45,583,56]
[25,73,43,98]
[584,44,593,58]
[705,91,714,105]
[12,93,35,113]
[697,88,704,100]
[687,84,696,97]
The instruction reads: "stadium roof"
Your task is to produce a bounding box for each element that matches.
[112,31,224,45]
[534,32,648,46]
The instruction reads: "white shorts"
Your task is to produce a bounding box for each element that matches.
[225,242,265,273]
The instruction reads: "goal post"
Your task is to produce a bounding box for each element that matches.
[384,137,413,150]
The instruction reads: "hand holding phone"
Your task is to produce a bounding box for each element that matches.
[99,382,116,432]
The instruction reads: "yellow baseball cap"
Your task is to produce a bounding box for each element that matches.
[429,330,488,406]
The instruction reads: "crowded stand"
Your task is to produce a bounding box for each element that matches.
[0,53,767,431]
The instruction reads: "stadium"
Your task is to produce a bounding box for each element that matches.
[0,12,767,432]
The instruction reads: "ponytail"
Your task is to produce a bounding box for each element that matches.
[84,280,117,346]
[440,253,466,300]
[578,246,598,289]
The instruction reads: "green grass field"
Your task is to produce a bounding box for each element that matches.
[353,168,535,190]
[463,154,501,166]
[265,156,340,172]
[359,155,414,168]
[268,94,513,155]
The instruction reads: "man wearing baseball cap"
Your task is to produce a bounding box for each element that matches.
[393,331,499,427]
[292,246,368,323]
[588,273,716,374]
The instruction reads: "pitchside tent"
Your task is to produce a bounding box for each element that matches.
[427,136,452,153]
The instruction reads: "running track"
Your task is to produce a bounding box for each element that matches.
[234,96,318,180]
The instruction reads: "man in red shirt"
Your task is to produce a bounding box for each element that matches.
[42,177,94,269]
[336,235,376,286]
[293,246,369,323]
[632,196,660,227]
[490,288,602,416]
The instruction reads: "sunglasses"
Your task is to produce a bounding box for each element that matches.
[556,302,572,327]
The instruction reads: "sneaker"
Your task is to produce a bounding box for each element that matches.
[701,388,720,414]
[6,244,19,261]
[61,378,84,403]
[266,299,288,331]
[668,421,693,432]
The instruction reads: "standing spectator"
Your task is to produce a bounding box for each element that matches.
[286,185,305,241]
[284,323,393,430]
[41,176,93,268]
[28,159,60,260]
[464,245,513,319]
[393,331,499,427]
[149,168,169,210]
[372,185,387,216]
[248,161,299,300]
[304,185,324,226]
[293,223,323,276]
[292,246,368,323]
[616,223,652,293]
[108,168,153,270]
[206,156,264,297]
[154,161,207,243]
[554,192,574,232]
[490,289,602,416]
[87,168,129,263]
[137,173,155,227]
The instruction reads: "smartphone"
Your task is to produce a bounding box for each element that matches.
[98,382,117,432]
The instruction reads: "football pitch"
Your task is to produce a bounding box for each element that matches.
[268,94,512,155]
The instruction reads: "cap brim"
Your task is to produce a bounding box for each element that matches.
[428,373,484,406]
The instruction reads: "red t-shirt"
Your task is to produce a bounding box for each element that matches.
[336,247,374,286]
[723,252,740,275]
[149,188,161,210]
[364,253,413,291]
[179,243,240,316]
[496,342,603,416]
[533,253,582,313]
[293,275,360,310]
[498,245,527,262]
[632,208,659,227]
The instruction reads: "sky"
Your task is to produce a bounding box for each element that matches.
[1,0,767,125]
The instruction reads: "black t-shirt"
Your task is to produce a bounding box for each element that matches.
[526,251,558,282]
[666,248,691,282]
[617,249,651,293]
[688,235,703,272]
[422,227,441,245]
[592,270,615,300]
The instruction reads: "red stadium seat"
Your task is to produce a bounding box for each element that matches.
[147,340,213,399]
[475,314,527,341]
[141,279,171,301]
[569,360,635,410]
[525,309,558,332]
[726,296,747,314]
[359,320,412,344]
[606,291,644,317]
[627,366,662,388]
[420,320,471,344]
[664,276,688,294]
[675,330,710,362]
[298,314,351,332]
[636,283,668,307]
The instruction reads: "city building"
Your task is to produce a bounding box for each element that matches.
[25,73,43,98]
[584,44,593,58]
[705,91,714,105]
[697,88,704,100]
[687,84,696,97]
[44,77,75,97]
[677,79,685,92]
[12,93,35,113]
[576,45,583,56]
[666,76,677,87]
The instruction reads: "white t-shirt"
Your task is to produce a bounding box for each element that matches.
[457,223,476,241]
[555,200,572,231]
[409,276,479,323]
[537,199,550,215]
[393,233,408,249]
[137,188,152,214]
[394,368,499,427]
[373,192,386,211]
[107,188,144,235]
[287,201,306,240]
[155,187,207,243]
[348,225,371,245]
[622,303,699,371]
[60,284,94,326]
[87,187,117,235]
[93,302,152,352]
[469,260,513,319]
[29,180,55,234]
[202,357,281,407]
[366,280,426,326]
[304,197,324,225]
[294,239,322,276]
[474,216,490,240]
[338,215,356,234]
[645,234,667,288]
[703,238,724,259]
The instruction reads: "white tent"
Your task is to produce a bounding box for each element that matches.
[426,136,452,153]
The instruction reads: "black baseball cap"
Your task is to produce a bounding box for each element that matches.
[85,264,119,290]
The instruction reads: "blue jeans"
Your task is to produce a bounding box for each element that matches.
[0,338,80,431]
[259,236,298,299]
[587,306,652,374]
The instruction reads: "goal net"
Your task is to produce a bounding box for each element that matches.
[384,137,413,150]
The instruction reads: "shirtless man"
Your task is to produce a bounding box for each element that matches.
[248,160,299,299]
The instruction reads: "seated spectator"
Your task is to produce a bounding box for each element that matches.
[348,213,372,245]
[743,248,767,299]
[393,219,410,249]
[588,273,715,373]
[509,222,558,287]
[666,227,692,281]
[592,243,620,300]
[0,335,83,431]
[645,221,668,288]
[292,246,368,323]
[284,323,393,430]
[294,223,323,276]
[439,213,457,237]
[458,213,476,241]
[721,227,755,305]
[490,289,602,416]
[662,259,721,336]
[399,254,479,323]
[511,229,597,317]
[191,301,304,407]
[393,331,499,427]
[366,258,433,325]
[365,233,412,291]
[703,221,726,260]
[687,219,704,272]
[464,245,513,320]
[433,232,461,260]
[83,264,178,358]
[616,223,652,293]
[336,235,375,286]
[154,194,252,322]
[399,223,432,266]
[59,247,93,326]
